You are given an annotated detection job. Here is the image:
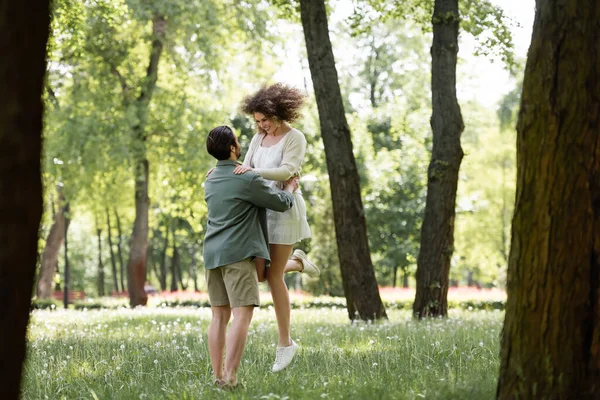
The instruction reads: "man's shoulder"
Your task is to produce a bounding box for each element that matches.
[206,169,261,185]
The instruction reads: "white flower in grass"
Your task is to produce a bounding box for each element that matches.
[120,344,125,350]
[372,363,378,367]
[155,342,161,348]
[153,359,158,365]
[479,341,484,347]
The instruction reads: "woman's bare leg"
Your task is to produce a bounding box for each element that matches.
[283,257,302,274]
[266,244,294,347]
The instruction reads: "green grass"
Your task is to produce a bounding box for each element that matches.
[23,308,503,399]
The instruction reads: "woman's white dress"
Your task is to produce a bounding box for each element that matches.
[251,131,311,245]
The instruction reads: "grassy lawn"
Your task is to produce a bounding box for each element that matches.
[23,307,503,399]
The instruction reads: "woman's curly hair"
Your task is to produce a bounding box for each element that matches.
[241,83,306,123]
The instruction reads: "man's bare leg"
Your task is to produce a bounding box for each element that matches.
[223,306,254,385]
[208,306,231,382]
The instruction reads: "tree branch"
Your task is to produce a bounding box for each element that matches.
[45,83,60,110]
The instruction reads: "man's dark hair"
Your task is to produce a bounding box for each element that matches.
[206,125,236,160]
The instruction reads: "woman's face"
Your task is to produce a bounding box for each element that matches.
[254,112,277,135]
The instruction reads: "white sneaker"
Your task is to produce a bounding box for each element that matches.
[292,249,321,278]
[272,340,299,372]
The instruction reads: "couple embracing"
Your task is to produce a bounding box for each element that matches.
[202,83,320,388]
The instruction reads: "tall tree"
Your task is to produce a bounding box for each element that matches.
[37,186,70,298]
[497,0,600,397]
[299,0,386,320]
[412,0,464,318]
[0,1,50,398]
[125,13,166,307]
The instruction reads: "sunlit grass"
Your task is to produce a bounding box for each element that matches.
[23,308,503,399]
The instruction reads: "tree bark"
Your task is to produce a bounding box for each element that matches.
[402,269,409,289]
[114,209,126,292]
[299,0,386,321]
[37,186,70,299]
[413,0,464,318]
[127,14,166,307]
[106,208,119,294]
[96,226,105,297]
[0,2,50,398]
[497,1,600,398]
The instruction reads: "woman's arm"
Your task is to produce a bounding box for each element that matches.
[254,130,307,181]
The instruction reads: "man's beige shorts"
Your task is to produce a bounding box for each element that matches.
[205,259,260,308]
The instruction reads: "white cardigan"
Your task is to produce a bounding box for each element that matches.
[243,128,307,181]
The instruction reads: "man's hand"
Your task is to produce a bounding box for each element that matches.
[283,176,299,193]
[233,165,253,175]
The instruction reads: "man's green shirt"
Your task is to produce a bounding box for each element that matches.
[203,160,294,269]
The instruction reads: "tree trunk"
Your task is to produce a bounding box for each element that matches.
[0,3,49,398]
[96,226,105,297]
[106,208,119,294]
[191,245,199,292]
[114,209,126,292]
[128,158,150,306]
[159,225,169,291]
[63,207,70,309]
[127,14,166,307]
[170,239,179,292]
[413,0,464,319]
[497,1,600,398]
[392,266,398,288]
[403,269,409,289]
[174,243,186,291]
[299,0,386,321]
[467,270,474,287]
[37,186,70,299]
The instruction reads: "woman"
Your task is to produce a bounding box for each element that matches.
[235,83,320,373]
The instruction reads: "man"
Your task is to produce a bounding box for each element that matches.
[203,125,298,388]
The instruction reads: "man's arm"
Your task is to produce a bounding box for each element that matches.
[246,174,297,212]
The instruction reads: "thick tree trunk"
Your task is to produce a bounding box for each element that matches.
[128,158,150,306]
[96,226,105,297]
[106,208,119,293]
[37,187,70,299]
[497,1,600,398]
[114,209,126,292]
[413,0,464,319]
[127,15,166,307]
[300,0,386,321]
[0,2,50,398]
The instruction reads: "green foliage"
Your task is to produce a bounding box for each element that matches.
[41,0,520,295]
[350,0,517,71]
[452,98,517,287]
